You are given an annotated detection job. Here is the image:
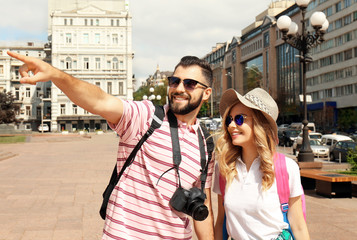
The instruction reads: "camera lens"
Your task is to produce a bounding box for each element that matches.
[191,203,208,221]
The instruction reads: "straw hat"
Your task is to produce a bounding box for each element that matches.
[219,88,279,134]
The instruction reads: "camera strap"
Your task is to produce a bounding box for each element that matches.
[159,109,213,192]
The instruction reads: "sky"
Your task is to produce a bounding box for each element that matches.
[0,0,273,86]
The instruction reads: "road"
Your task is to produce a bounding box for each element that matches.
[0,133,356,240]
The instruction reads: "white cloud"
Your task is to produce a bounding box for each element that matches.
[0,0,272,87]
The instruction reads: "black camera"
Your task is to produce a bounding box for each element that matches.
[169,187,208,221]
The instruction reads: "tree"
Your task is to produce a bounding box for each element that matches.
[133,84,167,106]
[0,90,19,124]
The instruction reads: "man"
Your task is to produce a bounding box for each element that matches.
[7,51,214,240]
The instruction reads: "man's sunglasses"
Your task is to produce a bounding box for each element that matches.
[168,76,209,91]
[225,114,248,127]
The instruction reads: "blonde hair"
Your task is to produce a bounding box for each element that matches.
[216,103,278,191]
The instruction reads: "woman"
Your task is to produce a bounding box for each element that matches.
[213,88,309,240]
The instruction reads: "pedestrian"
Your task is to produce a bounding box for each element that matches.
[213,88,309,240]
[7,51,215,240]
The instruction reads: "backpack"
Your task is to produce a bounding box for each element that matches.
[218,152,306,239]
[99,105,165,220]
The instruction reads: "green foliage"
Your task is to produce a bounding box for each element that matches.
[0,135,26,143]
[0,91,19,124]
[133,84,167,106]
[347,147,357,171]
[338,108,357,132]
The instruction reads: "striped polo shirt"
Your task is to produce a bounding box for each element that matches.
[102,100,214,240]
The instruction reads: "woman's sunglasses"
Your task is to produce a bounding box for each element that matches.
[168,76,208,91]
[225,114,248,127]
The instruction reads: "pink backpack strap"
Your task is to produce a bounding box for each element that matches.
[219,173,226,199]
[274,152,290,214]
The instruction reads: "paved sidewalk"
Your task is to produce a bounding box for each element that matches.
[0,133,356,240]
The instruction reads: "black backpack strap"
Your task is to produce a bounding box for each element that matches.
[199,124,214,191]
[100,105,164,219]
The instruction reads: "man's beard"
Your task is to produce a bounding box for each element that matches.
[169,93,203,115]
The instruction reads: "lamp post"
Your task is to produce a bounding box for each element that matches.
[143,87,161,104]
[277,0,329,162]
[39,91,44,134]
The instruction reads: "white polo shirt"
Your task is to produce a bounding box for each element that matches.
[213,156,302,240]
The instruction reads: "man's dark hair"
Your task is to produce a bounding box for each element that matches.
[174,56,213,87]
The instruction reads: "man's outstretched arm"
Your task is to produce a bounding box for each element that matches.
[7,51,123,125]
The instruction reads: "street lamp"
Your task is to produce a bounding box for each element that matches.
[277,0,329,162]
[39,91,44,134]
[143,87,161,104]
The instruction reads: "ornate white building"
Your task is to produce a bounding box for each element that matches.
[48,0,133,132]
[0,42,50,131]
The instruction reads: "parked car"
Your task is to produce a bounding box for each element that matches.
[309,139,330,158]
[289,122,316,132]
[320,134,353,148]
[279,129,300,147]
[330,141,357,162]
[38,124,49,132]
[292,132,323,155]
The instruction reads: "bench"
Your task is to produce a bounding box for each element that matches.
[300,169,357,198]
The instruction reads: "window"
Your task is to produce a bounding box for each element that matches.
[107,60,111,69]
[83,33,89,44]
[344,49,353,60]
[73,60,77,69]
[26,87,30,97]
[335,36,343,46]
[64,19,67,25]
[96,19,99,26]
[264,32,270,47]
[345,67,353,77]
[66,33,72,44]
[336,69,344,79]
[354,11,357,21]
[324,89,333,98]
[107,82,112,94]
[60,104,66,114]
[320,55,334,67]
[95,82,100,87]
[119,82,123,95]
[344,0,351,7]
[37,106,41,117]
[325,6,332,16]
[15,88,19,100]
[66,57,72,69]
[112,58,118,70]
[344,32,352,42]
[95,33,100,44]
[72,104,77,114]
[335,19,342,29]
[90,19,93,26]
[345,84,353,95]
[335,52,344,63]
[344,15,352,25]
[84,58,89,69]
[95,58,101,70]
[112,34,118,44]
[120,61,123,69]
[335,2,342,12]
[26,106,31,116]
[0,65,3,74]
[117,19,120,26]
[111,19,114,26]
[70,19,73,25]
[85,19,88,26]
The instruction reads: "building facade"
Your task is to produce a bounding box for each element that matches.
[203,0,357,131]
[48,0,133,132]
[0,42,50,131]
[305,0,357,132]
